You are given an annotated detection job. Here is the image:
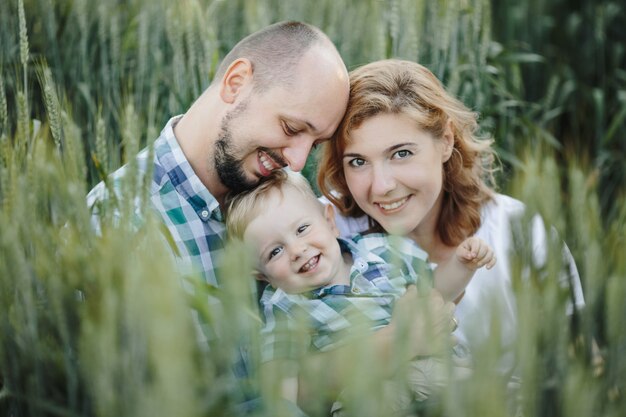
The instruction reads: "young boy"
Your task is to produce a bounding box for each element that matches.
[226,170,495,408]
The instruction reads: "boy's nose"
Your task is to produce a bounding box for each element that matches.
[289,242,308,261]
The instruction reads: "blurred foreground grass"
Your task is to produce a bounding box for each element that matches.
[1,0,625,416]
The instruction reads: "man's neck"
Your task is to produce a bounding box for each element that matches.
[173,88,228,202]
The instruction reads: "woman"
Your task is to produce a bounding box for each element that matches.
[317,59,585,375]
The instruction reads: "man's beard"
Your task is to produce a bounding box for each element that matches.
[213,101,287,194]
[214,102,257,194]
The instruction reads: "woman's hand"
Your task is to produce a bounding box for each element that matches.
[378,286,456,362]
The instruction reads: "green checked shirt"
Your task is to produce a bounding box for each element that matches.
[259,233,433,362]
[87,116,226,287]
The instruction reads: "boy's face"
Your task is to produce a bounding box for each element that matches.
[243,187,347,294]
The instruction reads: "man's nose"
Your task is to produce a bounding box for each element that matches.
[282,140,313,172]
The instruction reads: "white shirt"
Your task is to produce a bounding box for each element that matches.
[322,193,585,373]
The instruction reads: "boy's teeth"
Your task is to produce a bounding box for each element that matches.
[300,256,319,272]
[379,197,407,210]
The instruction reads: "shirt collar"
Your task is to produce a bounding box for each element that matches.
[308,237,382,298]
[155,116,223,222]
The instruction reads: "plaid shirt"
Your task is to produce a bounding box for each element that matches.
[259,233,433,362]
[87,116,226,287]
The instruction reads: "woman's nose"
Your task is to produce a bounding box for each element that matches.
[371,163,396,196]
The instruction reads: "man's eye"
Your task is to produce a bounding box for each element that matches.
[392,149,413,159]
[348,158,366,167]
[283,123,299,136]
[269,246,283,259]
[297,224,310,234]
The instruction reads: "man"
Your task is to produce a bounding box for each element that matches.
[87,21,350,286]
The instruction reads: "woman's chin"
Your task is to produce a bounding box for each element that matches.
[374,219,415,236]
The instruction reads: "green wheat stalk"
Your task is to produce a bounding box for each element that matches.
[36,63,63,151]
[0,69,8,138]
[18,0,29,95]
[94,113,108,176]
[16,91,29,153]
[61,110,86,183]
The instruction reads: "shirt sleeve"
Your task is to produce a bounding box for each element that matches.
[390,235,434,288]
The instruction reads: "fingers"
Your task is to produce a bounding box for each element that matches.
[458,236,480,262]
[473,243,495,269]
[450,315,459,332]
[458,237,497,269]
[393,285,423,321]
[484,251,497,269]
[391,290,457,359]
[428,297,455,334]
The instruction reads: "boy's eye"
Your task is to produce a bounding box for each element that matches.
[268,246,283,260]
[347,158,366,167]
[297,224,310,234]
[392,149,413,159]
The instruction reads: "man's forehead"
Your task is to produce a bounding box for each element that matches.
[279,90,346,135]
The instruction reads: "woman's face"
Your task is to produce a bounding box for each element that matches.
[342,112,453,237]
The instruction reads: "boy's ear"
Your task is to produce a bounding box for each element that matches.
[219,58,254,104]
[441,119,455,162]
[254,270,269,282]
[324,203,340,237]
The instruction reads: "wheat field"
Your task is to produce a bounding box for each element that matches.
[0,0,624,416]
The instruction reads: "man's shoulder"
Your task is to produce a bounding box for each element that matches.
[87,147,156,206]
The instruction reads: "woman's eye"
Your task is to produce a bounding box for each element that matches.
[297,224,309,234]
[269,246,283,260]
[348,158,366,167]
[392,149,412,159]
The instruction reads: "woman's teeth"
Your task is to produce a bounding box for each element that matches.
[377,197,408,210]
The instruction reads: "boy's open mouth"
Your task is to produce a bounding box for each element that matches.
[299,255,320,273]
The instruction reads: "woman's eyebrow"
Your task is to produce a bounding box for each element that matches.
[343,142,417,158]
[387,142,417,152]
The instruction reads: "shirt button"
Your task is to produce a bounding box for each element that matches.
[200,209,210,219]
[355,259,368,272]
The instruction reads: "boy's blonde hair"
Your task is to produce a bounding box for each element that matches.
[317,59,496,246]
[226,170,321,240]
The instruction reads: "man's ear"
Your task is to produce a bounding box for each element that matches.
[324,203,340,237]
[219,58,253,104]
[441,119,455,162]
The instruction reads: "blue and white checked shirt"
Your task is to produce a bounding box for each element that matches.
[87,116,226,287]
[259,233,433,362]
